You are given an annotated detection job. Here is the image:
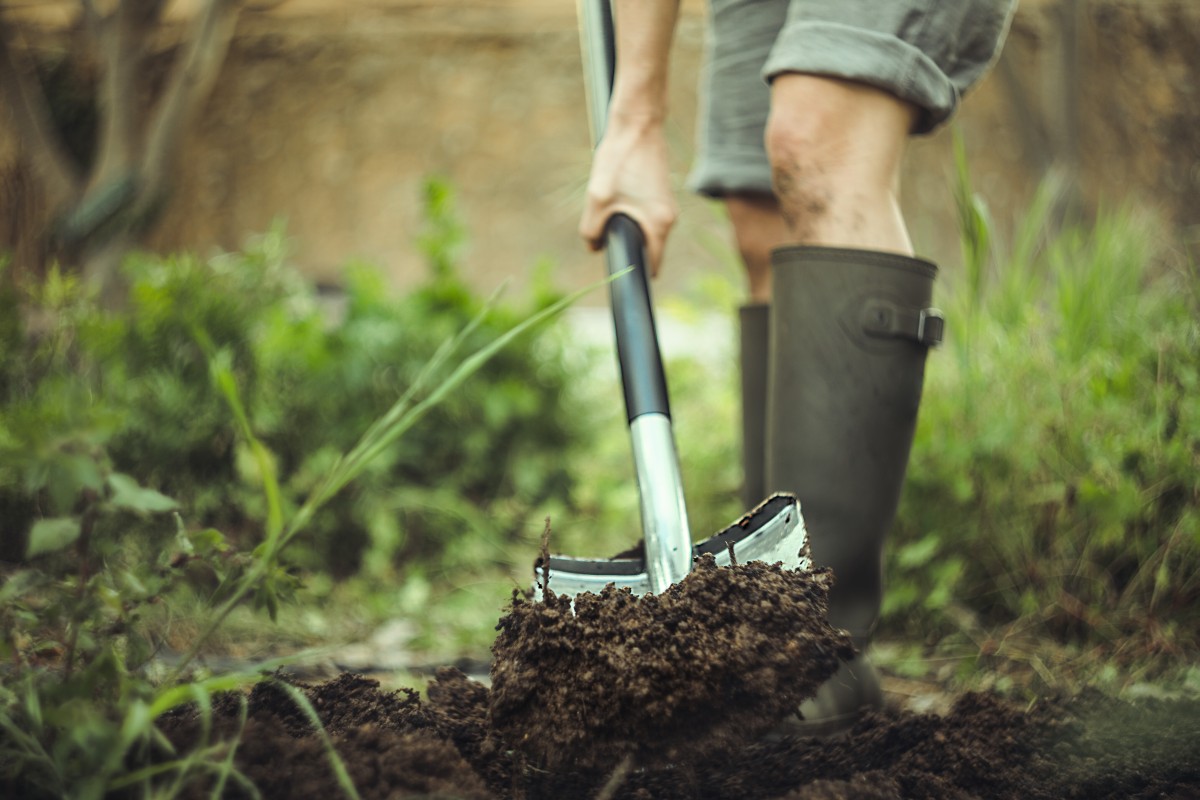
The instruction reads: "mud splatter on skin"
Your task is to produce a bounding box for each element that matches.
[488,553,855,770]
[772,162,833,240]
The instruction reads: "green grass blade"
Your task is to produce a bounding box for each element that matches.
[173,271,613,682]
[284,271,618,545]
[192,327,285,546]
[207,693,256,800]
[292,284,504,533]
[151,671,266,720]
[268,680,362,800]
[212,357,285,545]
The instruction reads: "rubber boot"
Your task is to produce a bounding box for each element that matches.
[765,245,942,733]
[738,304,770,511]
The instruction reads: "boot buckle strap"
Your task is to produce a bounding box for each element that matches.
[861,301,944,347]
[917,308,945,346]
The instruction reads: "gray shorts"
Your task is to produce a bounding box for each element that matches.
[687,0,1016,197]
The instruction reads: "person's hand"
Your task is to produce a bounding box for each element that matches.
[578,116,677,275]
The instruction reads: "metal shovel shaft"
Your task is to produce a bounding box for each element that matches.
[630,414,692,594]
[603,215,692,593]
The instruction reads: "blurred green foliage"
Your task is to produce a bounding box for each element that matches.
[0,179,591,797]
[884,145,1200,665]
[1,179,582,580]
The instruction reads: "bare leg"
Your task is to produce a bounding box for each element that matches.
[728,75,919,531]
[725,193,788,304]
[724,77,917,302]
[765,74,918,256]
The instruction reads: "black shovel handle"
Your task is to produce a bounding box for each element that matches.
[581,0,672,422]
[605,214,671,421]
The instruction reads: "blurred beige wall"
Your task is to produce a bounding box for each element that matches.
[3,0,1198,302]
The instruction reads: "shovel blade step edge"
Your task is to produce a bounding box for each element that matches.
[536,494,808,598]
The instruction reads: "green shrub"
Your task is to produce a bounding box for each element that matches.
[0,180,585,579]
[885,150,1200,662]
[254,254,578,576]
[0,180,595,798]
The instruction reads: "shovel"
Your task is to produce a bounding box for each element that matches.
[536,0,809,597]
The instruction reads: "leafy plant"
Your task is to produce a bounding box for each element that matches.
[2,179,588,580]
[0,179,603,797]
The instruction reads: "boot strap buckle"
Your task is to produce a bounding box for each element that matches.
[917,308,945,346]
[861,301,945,347]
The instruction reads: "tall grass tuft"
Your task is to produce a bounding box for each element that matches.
[886,146,1200,675]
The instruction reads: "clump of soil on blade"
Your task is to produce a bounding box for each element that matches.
[488,552,855,770]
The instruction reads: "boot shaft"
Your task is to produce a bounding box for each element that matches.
[766,246,940,642]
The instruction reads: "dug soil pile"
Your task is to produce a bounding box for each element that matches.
[152,556,1200,799]
[489,554,854,770]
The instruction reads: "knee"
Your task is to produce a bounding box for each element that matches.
[764,88,850,229]
[766,79,849,168]
[765,101,842,178]
[764,75,915,206]
[768,74,907,184]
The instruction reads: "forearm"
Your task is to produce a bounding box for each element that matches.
[579,0,681,271]
[608,0,681,125]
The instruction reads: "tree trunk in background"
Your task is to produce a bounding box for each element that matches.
[0,0,243,306]
[997,0,1086,225]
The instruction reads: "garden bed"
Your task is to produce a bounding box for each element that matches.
[157,559,1200,799]
[157,668,1200,799]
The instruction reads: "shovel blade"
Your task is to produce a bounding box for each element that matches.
[536,494,808,597]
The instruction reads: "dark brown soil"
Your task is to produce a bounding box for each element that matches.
[146,552,1200,800]
[153,668,1200,800]
[489,553,854,770]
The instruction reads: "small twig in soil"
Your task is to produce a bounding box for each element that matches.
[725,538,738,566]
[594,755,633,800]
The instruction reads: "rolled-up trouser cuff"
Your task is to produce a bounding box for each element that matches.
[762,21,959,134]
[688,0,1015,198]
[685,151,775,198]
